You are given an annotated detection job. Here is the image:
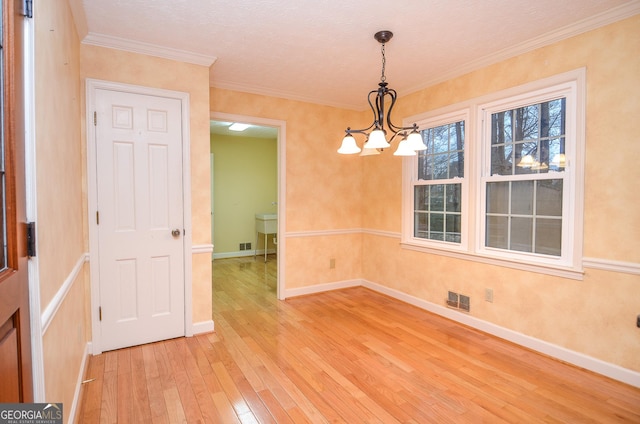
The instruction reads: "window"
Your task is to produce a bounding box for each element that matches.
[484,98,566,256]
[407,110,469,249]
[403,70,585,277]
[413,117,466,244]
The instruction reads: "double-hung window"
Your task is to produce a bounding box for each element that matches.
[407,110,469,250]
[403,70,585,277]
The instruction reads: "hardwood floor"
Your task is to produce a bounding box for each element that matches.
[78,255,640,423]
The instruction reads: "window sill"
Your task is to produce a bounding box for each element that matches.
[400,242,584,280]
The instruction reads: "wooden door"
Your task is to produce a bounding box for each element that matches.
[0,0,33,403]
[94,88,185,352]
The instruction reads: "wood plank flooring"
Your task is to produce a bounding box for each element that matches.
[78,256,640,423]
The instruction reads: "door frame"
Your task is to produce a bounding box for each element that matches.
[86,79,193,354]
[210,112,286,300]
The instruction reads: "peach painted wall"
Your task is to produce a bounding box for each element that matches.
[211,16,639,373]
[35,0,88,410]
[210,90,366,287]
[79,46,213,325]
[364,16,640,372]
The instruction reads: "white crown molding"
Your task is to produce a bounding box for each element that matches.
[82,32,217,67]
[401,1,640,97]
[213,2,640,109]
[210,79,364,111]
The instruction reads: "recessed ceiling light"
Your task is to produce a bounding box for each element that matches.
[229,123,250,131]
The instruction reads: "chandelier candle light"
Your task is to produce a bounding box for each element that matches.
[338,30,426,156]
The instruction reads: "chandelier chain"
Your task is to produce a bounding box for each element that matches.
[380,43,386,83]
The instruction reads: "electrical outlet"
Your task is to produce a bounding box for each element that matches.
[239,243,245,251]
[246,242,251,250]
[329,258,336,269]
[485,288,494,303]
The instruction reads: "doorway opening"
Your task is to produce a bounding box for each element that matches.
[209,113,285,300]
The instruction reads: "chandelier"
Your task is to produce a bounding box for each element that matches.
[338,30,426,156]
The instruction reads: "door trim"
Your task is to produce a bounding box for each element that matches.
[22,10,45,401]
[86,79,192,353]
[210,112,286,300]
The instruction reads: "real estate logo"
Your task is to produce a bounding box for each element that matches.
[0,403,62,424]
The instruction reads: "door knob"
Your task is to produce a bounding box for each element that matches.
[171,229,181,237]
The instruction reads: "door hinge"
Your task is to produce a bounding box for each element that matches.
[23,0,33,18]
[26,222,36,257]
[99,307,102,321]
[96,211,99,225]
[93,111,97,126]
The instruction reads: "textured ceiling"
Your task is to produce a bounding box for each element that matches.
[75,0,639,110]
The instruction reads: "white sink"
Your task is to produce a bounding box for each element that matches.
[255,213,277,234]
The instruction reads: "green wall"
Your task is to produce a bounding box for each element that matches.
[210,133,277,256]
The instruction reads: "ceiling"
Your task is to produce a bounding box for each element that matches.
[74,0,639,110]
[209,120,278,139]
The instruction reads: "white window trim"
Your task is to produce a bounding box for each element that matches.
[402,108,472,253]
[402,69,585,280]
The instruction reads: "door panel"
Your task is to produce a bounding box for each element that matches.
[0,315,20,401]
[0,0,33,403]
[95,89,185,352]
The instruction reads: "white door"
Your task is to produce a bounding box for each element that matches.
[95,88,185,351]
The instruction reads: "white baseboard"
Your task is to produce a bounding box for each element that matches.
[281,279,361,298]
[213,249,276,260]
[192,244,214,254]
[283,277,639,388]
[68,342,92,424]
[192,320,215,335]
[361,279,640,388]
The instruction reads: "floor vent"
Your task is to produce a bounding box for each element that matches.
[446,291,459,308]
[459,294,470,312]
[446,291,470,312]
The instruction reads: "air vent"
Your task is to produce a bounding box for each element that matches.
[459,295,470,312]
[446,291,470,313]
[447,291,459,308]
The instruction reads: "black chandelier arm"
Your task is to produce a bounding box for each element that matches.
[343,78,419,139]
[344,127,373,137]
[387,127,411,143]
[369,87,385,130]
[383,88,413,134]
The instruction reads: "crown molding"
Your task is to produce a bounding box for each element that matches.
[212,2,640,110]
[82,32,217,67]
[210,79,364,111]
[402,1,640,97]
